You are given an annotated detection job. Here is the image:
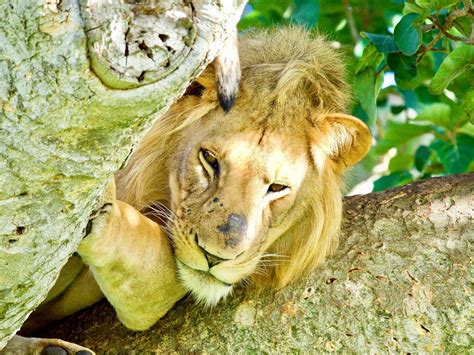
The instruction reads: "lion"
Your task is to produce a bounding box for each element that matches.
[3,26,371,354]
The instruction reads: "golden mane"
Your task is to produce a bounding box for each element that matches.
[116,26,355,289]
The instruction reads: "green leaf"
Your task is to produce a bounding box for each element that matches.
[354,68,383,127]
[430,134,474,174]
[362,33,399,53]
[249,0,291,14]
[395,71,423,90]
[414,145,431,172]
[394,14,422,56]
[373,171,413,192]
[391,105,406,115]
[376,121,432,153]
[400,88,420,109]
[403,1,425,14]
[453,16,472,38]
[353,105,370,126]
[430,45,474,95]
[387,53,418,81]
[415,0,460,10]
[355,44,385,74]
[457,123,474,137]
[462,89,474,122]
[413,86,438,106]
[292,0,320,27]
[415,103,452,128]
[239,0,292,29]
[389,153,413,172]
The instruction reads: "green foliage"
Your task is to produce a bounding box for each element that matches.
[387,52,418,81]
[240,0,474,192]
[361,33,399,53]
[394,13,422,55]
[429,45,474,94]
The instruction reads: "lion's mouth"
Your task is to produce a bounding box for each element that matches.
[176,260,234,306]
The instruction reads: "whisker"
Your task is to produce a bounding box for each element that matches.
[146,201,178,221]
[260,252,289,259]
[251,265,270,277]
[256,260,285,267]
[239,276,251,288]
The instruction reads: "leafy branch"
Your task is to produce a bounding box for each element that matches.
[428,5,474,44]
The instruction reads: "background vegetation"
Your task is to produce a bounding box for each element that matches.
[239,0,474,193]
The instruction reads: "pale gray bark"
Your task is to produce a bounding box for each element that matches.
[0,0,246,348]
[44,174,474,353]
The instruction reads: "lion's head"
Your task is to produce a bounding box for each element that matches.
[116,27,371,305]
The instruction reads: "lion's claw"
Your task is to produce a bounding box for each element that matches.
[84,203,113,238]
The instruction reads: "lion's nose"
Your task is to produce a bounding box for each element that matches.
[196,229,245,262]
[216,213,247,236]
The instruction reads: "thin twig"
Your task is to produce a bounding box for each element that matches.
[375,63,388,76]
[462,0,474,42]
[462,0,472,13]
[342,0,360,43]
[417,30,444,63]
[429,8,474,45]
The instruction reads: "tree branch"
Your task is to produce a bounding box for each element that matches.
[417,30,444,63]
[429,7,474,45]
[462,0,474,42]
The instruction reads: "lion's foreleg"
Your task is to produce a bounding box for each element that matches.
[21,256,103,334]
[77,200,186,330]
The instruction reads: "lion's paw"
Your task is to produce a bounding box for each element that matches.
[2,335,95,355]
[37,338,95,355]
[77,201,115,266]
[83,177,116,239]
[41,345,93,355]
[84,202,114,238]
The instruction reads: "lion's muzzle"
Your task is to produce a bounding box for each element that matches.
[196,212,251,261]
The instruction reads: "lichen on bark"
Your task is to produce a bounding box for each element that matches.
[0,0,246,348]
[44,174,474,353]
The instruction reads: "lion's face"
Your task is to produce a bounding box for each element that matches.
[168,109,321,305]
[117,28,372,307]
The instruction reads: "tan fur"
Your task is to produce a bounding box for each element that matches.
[76,182,186,331]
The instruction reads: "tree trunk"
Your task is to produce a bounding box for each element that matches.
[42,173,474,353]
[0,0,246,348]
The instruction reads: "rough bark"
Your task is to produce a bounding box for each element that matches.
[43,173,474,353]
[0,0,246,348]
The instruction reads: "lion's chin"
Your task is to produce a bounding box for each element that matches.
[176,260,233,307]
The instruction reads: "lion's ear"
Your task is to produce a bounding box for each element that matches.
[184,67,215,98]
[311,113,372,171]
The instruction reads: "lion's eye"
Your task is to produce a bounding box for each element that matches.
[199,149,220,175]
[268,183,289,193]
